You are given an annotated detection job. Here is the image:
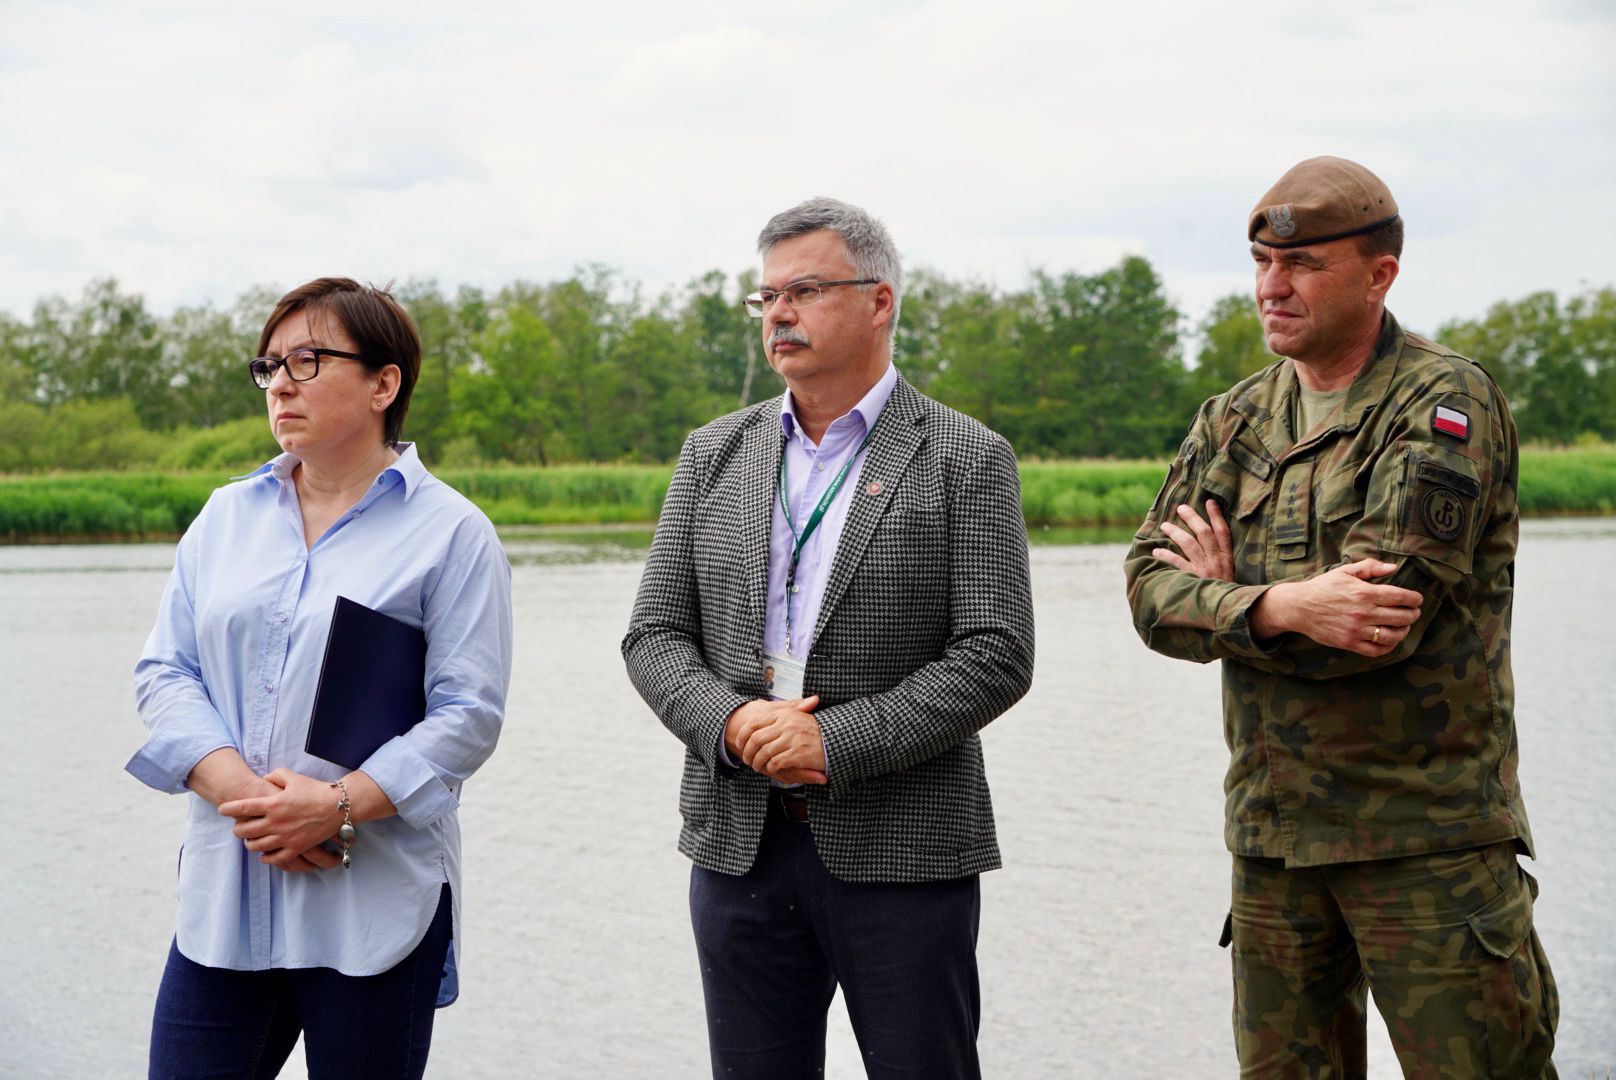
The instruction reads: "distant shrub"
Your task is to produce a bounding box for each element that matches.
[0,398,165,472]
[157,416,279,471]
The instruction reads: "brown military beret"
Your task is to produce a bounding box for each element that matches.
[1248,156,1399,248]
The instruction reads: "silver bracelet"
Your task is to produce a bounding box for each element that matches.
[330,780,357,869]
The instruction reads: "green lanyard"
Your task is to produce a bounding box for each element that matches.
[778,411,884,652]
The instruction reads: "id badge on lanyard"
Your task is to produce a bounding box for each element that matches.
[775,410,885,661]
[761,649,806,702]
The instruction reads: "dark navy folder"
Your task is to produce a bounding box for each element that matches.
[304,596,427,770]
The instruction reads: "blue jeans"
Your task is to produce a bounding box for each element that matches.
[148,884,452,1080]
[690,797,982,1080]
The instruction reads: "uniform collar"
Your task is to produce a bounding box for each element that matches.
[1233,311,1406,461]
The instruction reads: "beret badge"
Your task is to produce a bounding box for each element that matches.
[1266,205,1298,240]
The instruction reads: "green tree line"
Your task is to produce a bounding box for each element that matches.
[2,263,1612,474]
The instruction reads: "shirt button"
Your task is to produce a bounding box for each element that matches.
[815,462,825,472]
[261,682,273,693]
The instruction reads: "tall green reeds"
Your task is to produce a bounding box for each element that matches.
[3,446,1614,542]
[1018,461,1169,527]
[1517,443,1616,516]
[436,464,673,525]
[0,472,224,541]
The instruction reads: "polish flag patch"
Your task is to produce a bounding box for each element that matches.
[1433,405,1469,440]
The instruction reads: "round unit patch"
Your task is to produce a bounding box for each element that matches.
[1420,487,1466,542]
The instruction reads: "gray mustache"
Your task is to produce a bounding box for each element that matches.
[769,328,810,347]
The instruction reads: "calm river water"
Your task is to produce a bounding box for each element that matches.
[1,521,1611,1078]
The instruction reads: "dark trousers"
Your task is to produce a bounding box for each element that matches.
[148,884,453,1080]
[689,795,982,1080]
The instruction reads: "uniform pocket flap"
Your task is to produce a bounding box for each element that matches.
[1416,459,1481,498]
[1465,873,1533,961]
[1317,467,1366,524]
[1386,447,1485,576]
[1228,440,1272,481]
[1199,452,1239,506]
[1233,476,1273,520]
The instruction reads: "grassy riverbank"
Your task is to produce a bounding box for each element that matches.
[3,445,1614,543]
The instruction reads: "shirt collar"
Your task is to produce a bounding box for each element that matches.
[779,363,898,441]
[235,442,425,501]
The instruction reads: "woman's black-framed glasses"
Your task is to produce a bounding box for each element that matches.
[248,347,363,389]
[743,279,878,318]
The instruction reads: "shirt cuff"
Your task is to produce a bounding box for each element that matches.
[361,736,458,830]
[1214,582,1286,660]
[125,734,236,795]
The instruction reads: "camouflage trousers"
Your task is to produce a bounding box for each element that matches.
[1224,842,1558,1079]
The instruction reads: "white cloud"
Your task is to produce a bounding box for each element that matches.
[0,0,1611,336]
[602,26,774,111]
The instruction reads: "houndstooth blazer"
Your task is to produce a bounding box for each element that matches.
[622,374,1035,883]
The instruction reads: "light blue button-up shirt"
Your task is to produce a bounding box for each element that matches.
[127,443,512,1004]
[766,363,897,659]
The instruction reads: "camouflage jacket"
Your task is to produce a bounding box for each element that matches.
[1124,312,1534,867]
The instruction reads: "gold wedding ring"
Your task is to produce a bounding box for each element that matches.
[1372,626,1382,645]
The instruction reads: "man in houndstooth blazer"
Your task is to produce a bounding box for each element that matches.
[623,198,1034,1080]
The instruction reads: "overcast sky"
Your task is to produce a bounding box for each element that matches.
[3,0,1613,339]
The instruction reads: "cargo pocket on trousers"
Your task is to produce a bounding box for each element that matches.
[1467,873,1531,961]
[1466,868,1540,1076]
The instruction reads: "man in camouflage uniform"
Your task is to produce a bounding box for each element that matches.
[1124,157,1557,1078]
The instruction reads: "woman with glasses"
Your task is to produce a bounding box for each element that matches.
[128,277,513,1079]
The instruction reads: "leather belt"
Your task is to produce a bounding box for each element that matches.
[776,789,809,823]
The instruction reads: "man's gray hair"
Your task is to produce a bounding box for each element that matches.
[757,197,902,339]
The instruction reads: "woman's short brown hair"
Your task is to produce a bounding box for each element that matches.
[256,278,421,446]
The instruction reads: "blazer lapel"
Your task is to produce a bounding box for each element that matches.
[739,397,786,642]
[810,376,925,646]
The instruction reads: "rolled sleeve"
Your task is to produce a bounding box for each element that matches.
[367,527,513,831]
[360,734,459,829]
[125,722,234,794]
[1212,582,1290,662]
[1124,553,1288,666]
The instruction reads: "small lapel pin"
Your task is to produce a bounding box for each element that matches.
[866,481,884,496]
